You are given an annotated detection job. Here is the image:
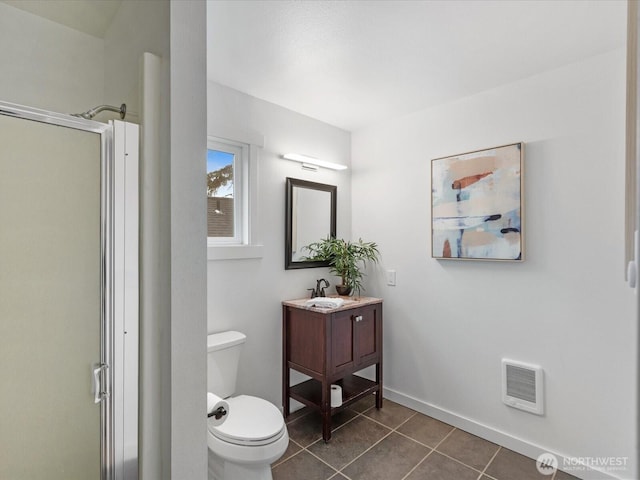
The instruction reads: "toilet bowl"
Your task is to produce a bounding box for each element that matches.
[207,331,289,480]
[207,395,289,480]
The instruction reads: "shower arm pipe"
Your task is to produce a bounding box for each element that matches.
[72,103,126,120]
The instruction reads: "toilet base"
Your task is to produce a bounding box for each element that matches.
[208,449,274,480]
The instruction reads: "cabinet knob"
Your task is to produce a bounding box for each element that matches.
[354,315,363,322]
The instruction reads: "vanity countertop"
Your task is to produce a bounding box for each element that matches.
[282,296,382,313]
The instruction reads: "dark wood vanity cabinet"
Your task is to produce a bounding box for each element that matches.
[282,297,383,442]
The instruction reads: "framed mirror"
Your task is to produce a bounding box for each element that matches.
[285,177,337,269]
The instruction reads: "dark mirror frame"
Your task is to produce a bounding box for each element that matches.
[285,177,337,270]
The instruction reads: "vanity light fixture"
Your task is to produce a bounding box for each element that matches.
[282,153,348,171]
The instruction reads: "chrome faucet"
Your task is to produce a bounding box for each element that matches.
[308,278,330,298]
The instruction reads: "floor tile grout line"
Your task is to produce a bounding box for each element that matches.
[303,447,343,476]
[359,409,417,431]
[330,411,361,434]
[293,407,386,478]
[331,468,354,480]
[431,425,458,450]
[336,404,467,478]
[395,425,493,478]
[289,408,364,451]
[305,409,372,450]
[332,426,396,474]
[393,428,440,449]
[313,402,419,476]
[329,408,432,478]
[285,408,313,426]
[478,473,498,480]
[478,446,502,480]
[271,438,305,467]
[391,425,499,478]
[388,409,455,450]
[424,427,502,477]
[399,448,436,480]
[289,438,304,449]
[429,448,497,477]
[392,410,418,431]
[272,446,305,469]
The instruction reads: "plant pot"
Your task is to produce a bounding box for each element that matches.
[335,285,352,296]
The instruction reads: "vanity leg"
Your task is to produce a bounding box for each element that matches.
[283,368,290,418]
[321,381,332,442]
[375,362,383,409]
[322,410,332,442]
[282,308,290,418]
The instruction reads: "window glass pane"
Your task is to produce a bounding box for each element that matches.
[207,149,235,238]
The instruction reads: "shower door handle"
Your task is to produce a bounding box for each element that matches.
[92,363,108,404]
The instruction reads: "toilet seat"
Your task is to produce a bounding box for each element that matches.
[209,395,285,446]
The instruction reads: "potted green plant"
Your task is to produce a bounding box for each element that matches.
[303,237,380,297]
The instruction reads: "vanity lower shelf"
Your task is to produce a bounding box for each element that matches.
[289,374,379,412]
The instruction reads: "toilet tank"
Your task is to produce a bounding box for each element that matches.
[207,331,246,398]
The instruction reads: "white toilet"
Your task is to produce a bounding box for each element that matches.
[207,331,289,480]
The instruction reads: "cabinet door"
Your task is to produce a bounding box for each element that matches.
[331,310,355,375]
[355,305,380,367]
[288,308,326,375]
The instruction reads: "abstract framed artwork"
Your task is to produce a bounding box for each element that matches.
[431,142,524,261]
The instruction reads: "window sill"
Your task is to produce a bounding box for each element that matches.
[207,244,264,261]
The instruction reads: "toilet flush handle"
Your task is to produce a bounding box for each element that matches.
[208,406,227,420]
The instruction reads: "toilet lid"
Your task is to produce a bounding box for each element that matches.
[209,395,285,446]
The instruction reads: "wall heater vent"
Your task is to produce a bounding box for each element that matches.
[502,359,544,415]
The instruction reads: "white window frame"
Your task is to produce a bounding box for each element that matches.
[207,131,263,260]
[207,138,245,245]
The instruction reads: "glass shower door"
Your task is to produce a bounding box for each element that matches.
[0,113,102,479]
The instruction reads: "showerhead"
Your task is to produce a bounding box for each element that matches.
[72,103,126,120]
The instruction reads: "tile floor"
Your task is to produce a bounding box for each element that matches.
[272,396,579,480]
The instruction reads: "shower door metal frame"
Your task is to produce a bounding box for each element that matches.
[0,100,124,480]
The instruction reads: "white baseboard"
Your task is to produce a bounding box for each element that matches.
[383,387,628,480]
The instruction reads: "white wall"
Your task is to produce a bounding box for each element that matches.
[0,2,104,114]
[352,49,637,479]
[107,2,208,478]
[104,3,172,478]
[207,82,351,407]
[103,0,170,123]
[169,2,208,478]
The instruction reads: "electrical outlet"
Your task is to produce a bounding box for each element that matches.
[386,270,396,286]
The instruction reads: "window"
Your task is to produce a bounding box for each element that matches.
[207,138,246,244]
[207,134,263,260]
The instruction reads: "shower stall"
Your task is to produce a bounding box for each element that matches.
[0,101,139,480]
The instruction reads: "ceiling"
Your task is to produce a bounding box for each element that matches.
[2,0,121,38]
[4,0,626,131]
[207,0,627,131]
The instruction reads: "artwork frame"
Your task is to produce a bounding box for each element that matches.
[431,142,524,261]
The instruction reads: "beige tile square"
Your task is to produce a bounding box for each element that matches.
[396,412,454,448]
[272,451,336,480]
[307,416,391,469]
[341,432,429,480]
[485,448,549,480]
[405,451,479,480]
[436,428,499,470]
[362,399,415,429]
